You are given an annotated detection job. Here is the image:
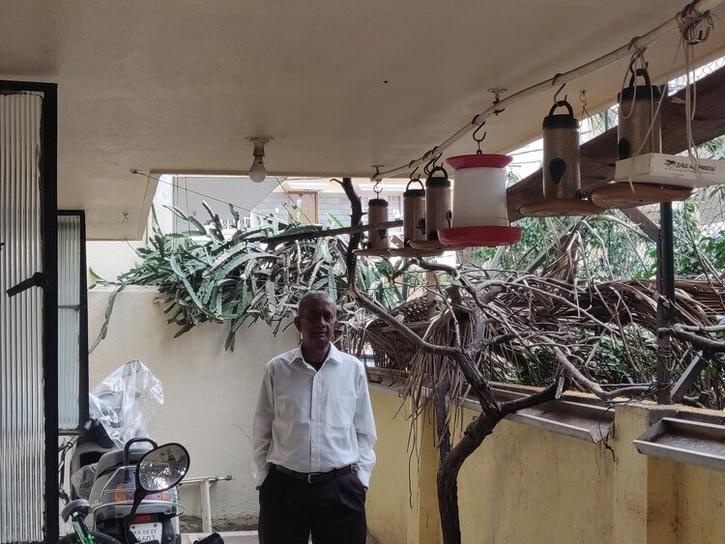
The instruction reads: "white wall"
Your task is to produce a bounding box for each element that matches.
[84,174,175,283]
[87,286,298,526]
[86,241,143,282]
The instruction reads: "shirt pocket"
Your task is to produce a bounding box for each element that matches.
[324,391,356,430]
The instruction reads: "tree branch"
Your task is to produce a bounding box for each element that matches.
[499,375,565,414]
[352,288,460,358]
[660,324,725,353]
[551,346,653,400]
[246,219,403,245]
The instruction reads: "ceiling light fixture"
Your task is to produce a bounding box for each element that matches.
[247,136,272,183]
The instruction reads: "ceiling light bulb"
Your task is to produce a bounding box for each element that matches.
[249,155,266,183]
[247,136,272,183]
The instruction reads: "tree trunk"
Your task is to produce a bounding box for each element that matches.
[437,408,504,544]
[435,378,563,544]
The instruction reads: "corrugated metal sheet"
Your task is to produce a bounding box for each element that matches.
[57,215,81,431]
[0,92,46,542]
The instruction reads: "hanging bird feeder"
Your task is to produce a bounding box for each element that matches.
[354,182,392,257]
[518,97,601,217]
[410,156,453,252]
[389,170,440,257]
[591,63,692,208]
[437,125,521,248]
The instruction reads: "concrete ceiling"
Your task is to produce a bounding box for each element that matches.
[2,1,725,239]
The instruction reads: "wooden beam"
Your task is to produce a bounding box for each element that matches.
[508,65,725,223]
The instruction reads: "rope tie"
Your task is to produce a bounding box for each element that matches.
[677,1,715,45]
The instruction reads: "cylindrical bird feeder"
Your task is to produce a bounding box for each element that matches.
[367,198,389,249]
[402,179,426,247]
[410,166,452,251]
[518,99,601,217]
[439,154,521,247]
[354,189,393,258]
[425,166,452,239]
[591,67,692,209]
[543,100,580,199]
[389,178,442,257]
[617,68,662,160]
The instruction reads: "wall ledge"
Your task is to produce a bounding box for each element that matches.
[367,375,614,443]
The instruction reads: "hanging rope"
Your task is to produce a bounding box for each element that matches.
[678,0,716,165]
[371,0,723,181]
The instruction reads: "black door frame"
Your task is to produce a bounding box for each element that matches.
[57,210,89,434]
[1,80,59,543]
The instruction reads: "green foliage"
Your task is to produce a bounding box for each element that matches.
[468,197,723,283]
[92,204,405,351]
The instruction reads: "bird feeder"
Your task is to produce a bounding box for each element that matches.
[617,68,662,161]
[439,154,521,248]
[591,66,692,208]
[518,99,601,217]
[410,165,452,251]
[354,194,391,257]
[402,179,426,246]
[389,177,440,257]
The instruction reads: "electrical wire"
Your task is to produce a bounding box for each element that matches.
[130,170,290,223]
[273,176,316,225]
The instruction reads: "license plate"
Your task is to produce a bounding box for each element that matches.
[129,522,162,542]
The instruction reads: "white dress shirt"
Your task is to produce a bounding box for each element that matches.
[252,344,377,487]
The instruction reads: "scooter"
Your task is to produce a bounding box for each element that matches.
[87,438,184,544]
[60,442,223,544]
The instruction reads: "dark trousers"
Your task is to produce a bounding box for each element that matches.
[258,467,367,544]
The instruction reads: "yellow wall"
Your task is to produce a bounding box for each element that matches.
[368,391,725,544]
[456,407,613,544]
[673,463,725,543]
[366,387,419,544]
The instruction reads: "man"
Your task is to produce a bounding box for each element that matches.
[252,291,377,544]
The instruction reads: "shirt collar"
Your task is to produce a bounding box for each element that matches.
[289,343,342,367]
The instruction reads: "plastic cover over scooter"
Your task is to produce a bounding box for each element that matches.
[88,360,164,449]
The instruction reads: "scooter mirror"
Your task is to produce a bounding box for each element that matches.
[136,443,190,493]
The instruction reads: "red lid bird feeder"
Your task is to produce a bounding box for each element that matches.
[440,151,521,248]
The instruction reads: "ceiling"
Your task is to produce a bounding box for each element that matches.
[2,0,725,239]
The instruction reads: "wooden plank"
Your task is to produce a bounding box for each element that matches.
[508,65,725,222]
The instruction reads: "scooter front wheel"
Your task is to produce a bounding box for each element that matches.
[59,530,123,544]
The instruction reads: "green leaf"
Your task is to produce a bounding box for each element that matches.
[169,256,207,314]
[89,284,126,353]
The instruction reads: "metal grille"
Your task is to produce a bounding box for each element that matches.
[0,92,46,542]
[57,214,83,432]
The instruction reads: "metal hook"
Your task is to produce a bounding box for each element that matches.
[371,164,383,182]
[487,88,507,104]
[553,82,567,105]
[409,165,421,181]
[472,120,487,154]
[423,152,442,176]
[373,179,383,196]
[627,47,648,77]
[579,89,590,118]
